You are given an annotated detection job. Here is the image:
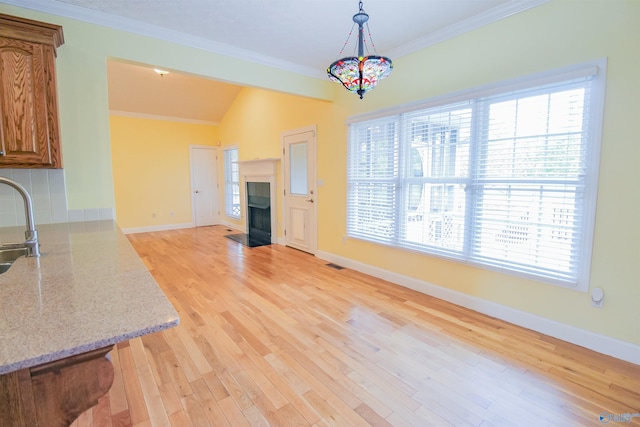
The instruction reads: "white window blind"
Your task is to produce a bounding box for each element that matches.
[347,61,605,289]
[223,148,240,219]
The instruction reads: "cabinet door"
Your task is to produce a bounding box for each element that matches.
[0,37,58,167]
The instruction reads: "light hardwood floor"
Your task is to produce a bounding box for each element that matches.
[71,225,640,427]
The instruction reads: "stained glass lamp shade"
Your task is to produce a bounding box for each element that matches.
[327,2,393,99]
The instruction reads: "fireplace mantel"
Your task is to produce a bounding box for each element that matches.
[238,158,279,176]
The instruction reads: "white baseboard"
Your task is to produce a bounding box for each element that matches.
[121,222,194,234]
[316,250,640,366]
[121,221,246,235]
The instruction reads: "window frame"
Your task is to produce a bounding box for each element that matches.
[346,59,606,291]
[223,147,240,219]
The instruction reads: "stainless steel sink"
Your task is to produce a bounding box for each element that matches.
[0,247,28,274]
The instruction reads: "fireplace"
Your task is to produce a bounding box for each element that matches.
[226,158,278,247]
[247,181,271,242]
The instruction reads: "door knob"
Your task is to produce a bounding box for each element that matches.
[306,198,314,203]
[195,190,199,194]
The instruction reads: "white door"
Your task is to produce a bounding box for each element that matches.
[283,127,317,254]
[190,146,219,227]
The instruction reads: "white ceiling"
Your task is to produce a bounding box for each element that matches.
[3,0,548,122]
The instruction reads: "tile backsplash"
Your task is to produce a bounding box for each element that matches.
[0,169,113,227]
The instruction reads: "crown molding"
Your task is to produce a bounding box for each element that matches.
[386,0,550,59]
[3,0,549,81]
[1,0,326,79]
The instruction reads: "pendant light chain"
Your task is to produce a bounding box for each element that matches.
[365,22,379,55]
[335,22,357,58]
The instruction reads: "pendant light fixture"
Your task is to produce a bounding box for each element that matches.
[327,1,393,99]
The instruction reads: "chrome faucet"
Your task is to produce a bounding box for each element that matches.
[0,177,40,257]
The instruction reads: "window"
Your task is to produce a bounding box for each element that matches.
[346,60,605,290]
[223,148,240,219]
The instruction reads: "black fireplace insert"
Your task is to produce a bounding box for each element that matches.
[226,181,271,247]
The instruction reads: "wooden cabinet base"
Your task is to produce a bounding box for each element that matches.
[0,346,114,427]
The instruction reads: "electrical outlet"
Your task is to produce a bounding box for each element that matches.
[591,287,604,308]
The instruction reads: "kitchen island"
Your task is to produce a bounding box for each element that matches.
[0,220,179,426]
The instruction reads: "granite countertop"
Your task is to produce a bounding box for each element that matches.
[0,220,179,375]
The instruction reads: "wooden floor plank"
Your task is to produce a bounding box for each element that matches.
[68,225,640,426]
[198,398,230,427]
[105,344,129,417]
[156,383,182,418]
[136,364,171,427]
[118,347,150,425]
[180,394,212,427]
[218,396,254,427]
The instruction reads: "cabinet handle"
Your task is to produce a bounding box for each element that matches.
[0,151,4,156]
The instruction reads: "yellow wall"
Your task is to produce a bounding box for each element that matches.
[216,87,345,238]
[325,0,640,345]
[109,115,218,229]
[2,1,639,349]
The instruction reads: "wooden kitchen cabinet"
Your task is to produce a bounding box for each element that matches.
[0,346,114,427]
[0,14,64,168]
